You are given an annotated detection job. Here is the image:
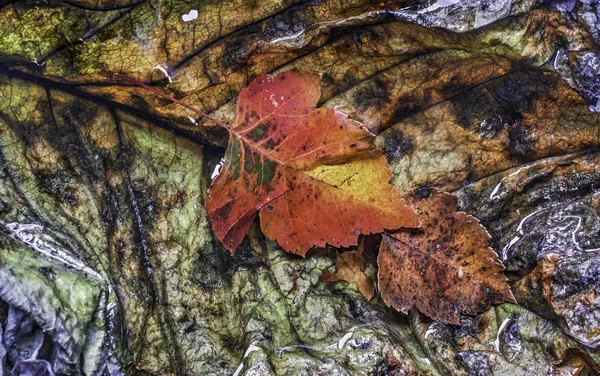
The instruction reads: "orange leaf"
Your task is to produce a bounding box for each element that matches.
[323,241,375,300]
[378,189,515,324]
[205,71,418,254]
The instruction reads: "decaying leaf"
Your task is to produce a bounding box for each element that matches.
[322,242,375,300]
[205,71,418,255]
[2,0,600,374]
[378,189,515,324]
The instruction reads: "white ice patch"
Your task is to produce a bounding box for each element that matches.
[493,317,512,352]
[211,158,225,180]
[3,222,104,280]
[501,211,538,261]
[153,64,172,83]
[418,0,461,13]
[589,96,600,112]
[489,182,503,200]
[269,93,279,107]
[516,211,538,233]
[501,236,520,261]
[337,331,354,349]
[270,29,305,44]
[232,344,261,376]
[182,9,198,22]
[552,215,600,252]
[424,323,441,340]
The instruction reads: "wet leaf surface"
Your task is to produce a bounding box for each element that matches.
[458,151,600,350]
[2,0,600,375]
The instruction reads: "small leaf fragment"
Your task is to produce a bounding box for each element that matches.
[205,71,419,255]
[378,189,515,324]
[323,243,375,300]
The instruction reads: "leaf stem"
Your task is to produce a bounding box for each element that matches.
[115,73,229,128]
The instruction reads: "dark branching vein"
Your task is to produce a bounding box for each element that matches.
[0,110,112,281]
[0,66,222,151]
[112,109,184,375]
[171,0,315,72]
[116,73,229,127]
[36,2,144,65]
[61,0,148,11]
[42,88,112,277]
[451,150,600,192]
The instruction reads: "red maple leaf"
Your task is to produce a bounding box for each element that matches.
[204,71,419,254]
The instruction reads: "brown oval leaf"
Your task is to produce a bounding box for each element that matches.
[378,189,515,324]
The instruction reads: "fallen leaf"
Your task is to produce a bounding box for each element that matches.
[323,241,375,300]
[205,71,418,254]
[378,189,515,324]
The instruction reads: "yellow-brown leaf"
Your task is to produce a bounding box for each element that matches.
[378,189,515,324]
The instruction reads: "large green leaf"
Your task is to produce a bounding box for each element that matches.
[1,0,600,375]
